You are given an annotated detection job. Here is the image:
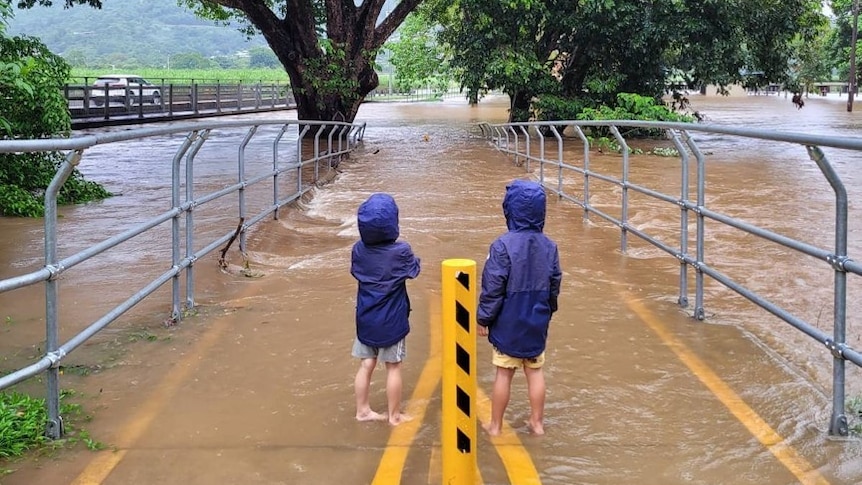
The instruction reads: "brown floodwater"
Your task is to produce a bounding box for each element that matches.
[0,93,860,484]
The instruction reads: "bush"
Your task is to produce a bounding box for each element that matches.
[577,92,694,137]
[0,35,112,217]
[0,152,112,217]
[531,95,595,137]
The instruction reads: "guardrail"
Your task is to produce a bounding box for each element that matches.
[64,81,295,126]
[0,119,365,438]
[479,120,861,437]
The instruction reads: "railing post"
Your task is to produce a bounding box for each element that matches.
[184,130,209,313]
[441,259,478,485]
[193,82,199,115]
[43,149,83,439]
[610,126,629,253]
[671,131,690,308]
[684,131,707,320]
[574,126,591,219]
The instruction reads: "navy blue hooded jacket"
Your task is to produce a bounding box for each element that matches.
[351,193,421,348]
[477,180,562,358]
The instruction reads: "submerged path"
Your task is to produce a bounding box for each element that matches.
[2,96,861,485]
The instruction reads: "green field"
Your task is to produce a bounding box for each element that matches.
[69,68,398,88]
[70,68,291,85]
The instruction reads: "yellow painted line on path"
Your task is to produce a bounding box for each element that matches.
[372,292,539,484]
[371,296,443,485]
[71,306,233,485]
[476,389,542,484]
[625,295,830,485]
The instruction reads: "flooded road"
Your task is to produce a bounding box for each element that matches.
[1,93,861,484]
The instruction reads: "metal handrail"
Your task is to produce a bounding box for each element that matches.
[480,119,860,437]
[0,119,365,438]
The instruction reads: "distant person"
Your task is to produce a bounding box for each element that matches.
[351,193,421,426]
[792,92,805,109]
[477,179,562,436]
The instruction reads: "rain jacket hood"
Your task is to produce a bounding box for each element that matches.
[358,193,400,245]
[504,179,546,233]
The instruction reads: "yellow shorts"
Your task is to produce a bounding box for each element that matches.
[492,347,545,369]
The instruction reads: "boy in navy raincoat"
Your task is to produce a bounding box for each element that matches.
[477,180,562,436]
[351,193,421,425]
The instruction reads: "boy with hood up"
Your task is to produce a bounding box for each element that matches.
[477,179,562,436]
[351,193,421,426]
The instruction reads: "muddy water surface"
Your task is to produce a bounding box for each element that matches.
[1,94,861,484]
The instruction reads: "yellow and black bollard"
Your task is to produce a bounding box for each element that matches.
[441,259,478,485]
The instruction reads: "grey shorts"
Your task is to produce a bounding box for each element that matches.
[351,337,406,363]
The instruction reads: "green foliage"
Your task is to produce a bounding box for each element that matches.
[385,13,452,95]
[531,95,593,123]
[575,93,693,137]
[0,35,70,137]
[0,152,112,217]
[848,394,862,435]
[0,389,101,468]
[430,0,827,113]
[0,33,112,216]
[247,46,279,69]
[650,147,681,157]
[0,391,48,458]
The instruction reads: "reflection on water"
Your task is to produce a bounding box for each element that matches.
[0,94,860,484]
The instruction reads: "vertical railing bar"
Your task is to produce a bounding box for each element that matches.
[272,124,290,220]
[519,125,530,173]
[171,131,199,322]
[314,125,325,181]
[610,126,629,253]
[683,130,706,320]
[183,129,210,314]
[296,124,311,197]
[671,131,690,308]
[573,126,590,220]
[805,145,850,437]
[538,126,546,184]
[43,149,84,439]
[237,125,258,253]
[327,127,336,169]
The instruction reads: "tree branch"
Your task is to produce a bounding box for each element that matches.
[373,0,422,47]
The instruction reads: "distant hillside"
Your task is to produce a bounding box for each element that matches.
[7,0,403,69]
[6,0,269,66]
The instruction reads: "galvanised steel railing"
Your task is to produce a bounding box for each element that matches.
[0,119,365,438]
[479,120,861,437]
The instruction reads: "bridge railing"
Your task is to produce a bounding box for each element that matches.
[0,119,365,438]
[479,120,861,437]
[65,81,295,123]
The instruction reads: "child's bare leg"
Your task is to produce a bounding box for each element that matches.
[523,366,545,435]
[484,366,515,436]
[355,358,385,421]
[385,361,410,425]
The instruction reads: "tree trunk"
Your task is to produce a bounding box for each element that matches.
[508,90,532,122]
[207,0,422,123]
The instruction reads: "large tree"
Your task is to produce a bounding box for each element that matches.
[18,0,423,122]
[428,0,826,121]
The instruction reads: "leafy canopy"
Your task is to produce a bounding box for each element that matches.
[0,2,111,216]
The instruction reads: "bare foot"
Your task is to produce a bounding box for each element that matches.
[482,421,502,437]
[526,419,544,436]
[356,410,387,422]
[388,413,413,426]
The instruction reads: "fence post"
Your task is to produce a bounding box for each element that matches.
[441,259,478,485]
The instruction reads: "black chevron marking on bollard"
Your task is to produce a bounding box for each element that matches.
[455,302,470,331]
[456,343,470,374]
[457,271,470,290]
[456,386,471,417]
[457,429,472,453]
